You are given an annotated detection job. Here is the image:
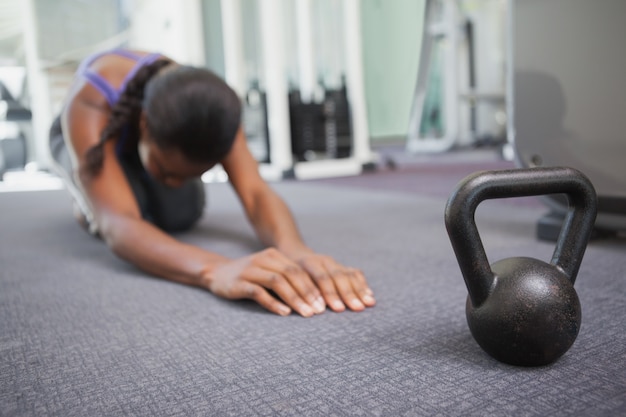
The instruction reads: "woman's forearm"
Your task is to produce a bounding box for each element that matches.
[100,214,229,288]
[245,189,313,259]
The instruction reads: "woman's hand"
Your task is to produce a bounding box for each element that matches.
[292,251,376,313]
[206,248,375,317]
[207,248,326,317]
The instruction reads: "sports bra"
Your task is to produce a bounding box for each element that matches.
[78,49,162,106]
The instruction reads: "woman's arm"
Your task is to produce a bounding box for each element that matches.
[221,129,376,312]
[63,82,326,317]
[63,81,230,288]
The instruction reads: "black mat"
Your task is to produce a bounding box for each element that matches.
[1,181,625,416]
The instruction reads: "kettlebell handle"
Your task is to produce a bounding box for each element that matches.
[444,167,597,307]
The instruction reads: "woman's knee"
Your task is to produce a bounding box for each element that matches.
[152,178,207,232]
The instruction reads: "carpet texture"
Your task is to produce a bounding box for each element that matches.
[1,180,625,416]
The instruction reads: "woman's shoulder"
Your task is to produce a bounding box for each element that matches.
[71,50,166,103]
[86,49,171,68]
[66,49,174,109]
[86,50,150,83]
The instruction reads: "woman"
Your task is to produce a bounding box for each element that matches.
[49,49,375,317]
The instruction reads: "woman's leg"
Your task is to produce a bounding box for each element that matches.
[50,115,205,234]
[117,153,206,233]
[142,174,206,233]
[48,116,98,235]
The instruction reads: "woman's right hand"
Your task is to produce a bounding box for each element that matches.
[206,248,327,317]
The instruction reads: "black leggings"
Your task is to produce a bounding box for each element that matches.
[49,116,206,234]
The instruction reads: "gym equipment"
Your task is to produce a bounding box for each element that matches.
[0,80,31,175]
[219,0,374,180]
[444,167,597,366]
[242,81,270,164]
[289,82,352,162]
[508,0,626,239]
[407,0,507,154]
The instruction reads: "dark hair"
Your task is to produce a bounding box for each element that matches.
[83,60,241,177]
[143,66,242,165]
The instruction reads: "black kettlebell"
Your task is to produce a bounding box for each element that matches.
[444,167,597,366]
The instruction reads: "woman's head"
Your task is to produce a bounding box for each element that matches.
[84,59,242,182]
[142,65,242,165]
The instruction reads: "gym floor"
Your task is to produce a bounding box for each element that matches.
[1,144,625,416]
[307,141,518,199]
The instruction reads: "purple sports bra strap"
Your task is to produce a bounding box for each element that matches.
[110,49,144,60]
[120,53,163,93]
[79,50,163,107]
[82,72,119,106]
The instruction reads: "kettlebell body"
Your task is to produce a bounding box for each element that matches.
[445,167,597,367]
[467,257,581,366]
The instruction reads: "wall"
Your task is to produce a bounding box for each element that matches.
[201,0,225,76]
[128,0,205,66]
[361,0,424,140]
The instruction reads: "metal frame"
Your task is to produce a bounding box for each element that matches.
[220,0,375,181]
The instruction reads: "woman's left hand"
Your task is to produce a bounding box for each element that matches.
[291,252,376,312]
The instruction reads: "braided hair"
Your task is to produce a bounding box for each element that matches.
[83,59,172,177]
[83,60,242,178]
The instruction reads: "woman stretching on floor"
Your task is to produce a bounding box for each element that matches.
[49,49,375,317]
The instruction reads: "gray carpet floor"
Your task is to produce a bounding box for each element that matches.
[1,169,625,416]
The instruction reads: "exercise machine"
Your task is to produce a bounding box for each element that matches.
[219,0,376,180]
[508,0,626,239]
[407,0,507,154]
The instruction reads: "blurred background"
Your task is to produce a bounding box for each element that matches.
[0,0,511,184]
[2,0,625,236]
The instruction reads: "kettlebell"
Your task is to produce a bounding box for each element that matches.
[444,167,597,366]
